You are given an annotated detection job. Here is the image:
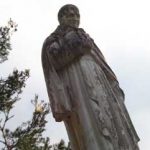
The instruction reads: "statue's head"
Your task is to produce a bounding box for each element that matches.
[58,4,80,28]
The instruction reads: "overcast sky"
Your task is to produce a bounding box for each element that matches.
[0,0,150,149]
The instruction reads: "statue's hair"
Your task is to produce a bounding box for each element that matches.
[58,4,79,23]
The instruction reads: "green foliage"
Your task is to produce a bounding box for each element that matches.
[0,20,71,150]
[53,140,71,150]
[0,19,17,63]
[0,95,51,150]
[0,69,29,112]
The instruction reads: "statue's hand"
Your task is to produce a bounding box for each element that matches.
[77,31,93,50]
[65,30,93,51]
[49,42,60,56]
[64,31,82,50]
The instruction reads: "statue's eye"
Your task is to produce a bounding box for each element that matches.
[67,13,80,18]
[68,13,75,17]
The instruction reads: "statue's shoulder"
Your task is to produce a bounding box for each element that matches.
[78,28,85,32]
[43,34,56,49]
[43,26,62,49]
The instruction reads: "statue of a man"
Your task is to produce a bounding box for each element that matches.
[42,4,140,150]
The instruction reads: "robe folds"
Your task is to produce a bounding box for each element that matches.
[42,25,140,150]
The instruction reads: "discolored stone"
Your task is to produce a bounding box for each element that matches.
[42,4,140,150]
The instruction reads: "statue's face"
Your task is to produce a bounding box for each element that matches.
[59,6,80,28]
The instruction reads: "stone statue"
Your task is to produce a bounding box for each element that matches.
[42,4,140,150]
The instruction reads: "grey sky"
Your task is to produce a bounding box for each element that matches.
[0,0,150,149]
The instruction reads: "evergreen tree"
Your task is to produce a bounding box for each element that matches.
[0,20,71,150]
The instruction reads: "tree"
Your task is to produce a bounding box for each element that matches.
[0,18,17,63]
[0,20,71,150]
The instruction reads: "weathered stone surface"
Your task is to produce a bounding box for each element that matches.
[42,4,140,150]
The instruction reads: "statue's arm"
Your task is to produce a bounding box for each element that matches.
[47,40,72,70]
[42,41,72,121]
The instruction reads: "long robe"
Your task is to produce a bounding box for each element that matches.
[42,25,140,150]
